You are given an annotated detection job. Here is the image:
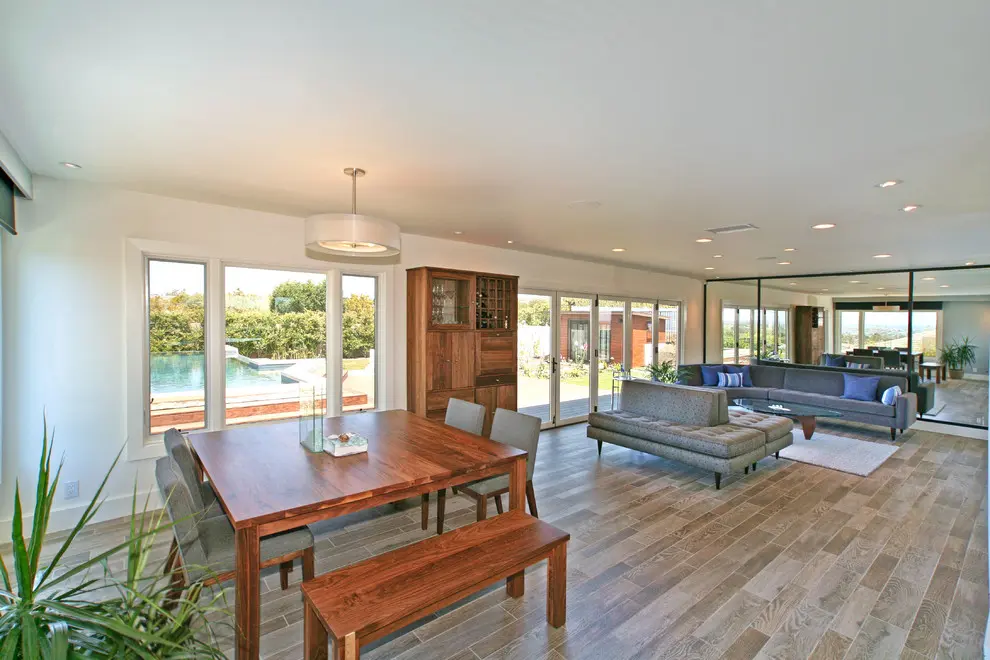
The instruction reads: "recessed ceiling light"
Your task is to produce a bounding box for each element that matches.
[777,261,791,265]
[849,280,862,284]
[783,248,796,252]
[453,231,463,235]
[812,223,836,230]
[873,254,892,259]
[713,254,723,258]
[876,287,886,290]
[922,277,936,281]
[940,285,950,288]
[704,267,715,270]
[900,205,921,212]
[964,261,975,266]
[60,161,82,169]
[875,180,901,188]
[695,238,713,243]
[821,289,829,292]
[788,282,797,286]
[611,248,626,252]
[507,240,514,244]
[567,200,601,209]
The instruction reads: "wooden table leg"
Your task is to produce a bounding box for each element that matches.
[547,542,567,627]
[304,600,329,660]
[506,455,527,597]
[235,525,261,660]
[797,416,816,440]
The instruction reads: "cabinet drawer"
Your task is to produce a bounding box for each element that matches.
[426,388,476,411]
[476,333,515,376]
[475,374,517,388]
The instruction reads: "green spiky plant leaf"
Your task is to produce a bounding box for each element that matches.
[0,415,228,658]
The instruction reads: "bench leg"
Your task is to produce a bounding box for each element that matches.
[304,601,329,660]
[506,571,525,597]
[333,632,358,660]
[303,546,315,582]
[547,543,567,628]
[420,493,429,530]
[476,495,488,522]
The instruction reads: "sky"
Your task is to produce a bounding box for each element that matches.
[149,260,376,298]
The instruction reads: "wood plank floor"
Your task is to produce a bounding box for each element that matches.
[8,420,987,659]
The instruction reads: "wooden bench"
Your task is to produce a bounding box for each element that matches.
[300,510,569,660]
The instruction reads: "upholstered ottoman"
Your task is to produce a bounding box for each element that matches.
[728,409,794,458]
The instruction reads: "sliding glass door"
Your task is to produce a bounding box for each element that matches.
[558,294,595,424]
[517,292,554,424]
[722,306,755,364]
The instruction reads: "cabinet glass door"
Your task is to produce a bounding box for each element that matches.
[430,275,471,327]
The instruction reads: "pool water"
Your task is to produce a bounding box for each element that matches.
[151,353,288,394]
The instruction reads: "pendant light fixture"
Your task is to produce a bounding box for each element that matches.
[305,168,401,257]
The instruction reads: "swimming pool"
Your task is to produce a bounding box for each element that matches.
[150,353,294,394]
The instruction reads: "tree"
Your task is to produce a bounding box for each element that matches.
[342,294,376,358]
[269,280,327,314]
[518,298,550,326]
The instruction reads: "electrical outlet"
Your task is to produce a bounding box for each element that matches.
[65,480,79,500]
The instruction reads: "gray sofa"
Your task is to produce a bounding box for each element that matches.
[587,380,793,489]
[679,362,918,439]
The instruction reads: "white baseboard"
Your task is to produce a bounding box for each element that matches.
[0,488,163,539]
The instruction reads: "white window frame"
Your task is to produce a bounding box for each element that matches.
[125,238,392,461]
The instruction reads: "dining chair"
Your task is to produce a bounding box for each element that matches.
[163,428,224,519]
[877,349,901,370]
[422,399,486,535]
[436,408,541,534]
[155,456,315,602]
[852,348,874,357]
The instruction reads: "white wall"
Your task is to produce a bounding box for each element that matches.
[942,301,990,375]
[1,178,703,534]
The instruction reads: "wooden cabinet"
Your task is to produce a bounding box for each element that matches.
[408,267,518,435]
[793,306,826,365]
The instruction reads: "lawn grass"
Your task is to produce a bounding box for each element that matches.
[343,358,370,370]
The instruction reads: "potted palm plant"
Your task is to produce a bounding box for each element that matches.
[940,337,978,379]
[0,418,227,658]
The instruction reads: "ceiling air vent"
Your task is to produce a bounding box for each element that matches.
[704,223,760,235]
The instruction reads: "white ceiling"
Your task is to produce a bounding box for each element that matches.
[761,267,990,297]
[1,1,989,278]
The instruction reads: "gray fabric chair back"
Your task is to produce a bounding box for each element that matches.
[877,349,901,369]
[154,456,208,568]
[489,409,541,480]
[852,348,873,356]
[163,428,208,511]
[445,398,486,436]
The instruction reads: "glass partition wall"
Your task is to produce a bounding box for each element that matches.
[704,266,989,430]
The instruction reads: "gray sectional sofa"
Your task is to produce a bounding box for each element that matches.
[587,380,793,489]
[679,361,919,439]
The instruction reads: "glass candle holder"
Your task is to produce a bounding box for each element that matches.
[298,383,326,452]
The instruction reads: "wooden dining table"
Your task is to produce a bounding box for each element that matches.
[189,410,528,660]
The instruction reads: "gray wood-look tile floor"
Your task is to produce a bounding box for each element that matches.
[8,420,987,659]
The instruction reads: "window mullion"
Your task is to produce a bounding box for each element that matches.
[327,269,343,417]
[206,259,226,430]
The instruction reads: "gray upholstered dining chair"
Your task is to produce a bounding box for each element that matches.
[155,456,314,600]
[421,398,486,535]
[435,408,541,534]
[163,428,225,520]
[877,349,901,370]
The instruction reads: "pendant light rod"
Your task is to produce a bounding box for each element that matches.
[343,167,366,215]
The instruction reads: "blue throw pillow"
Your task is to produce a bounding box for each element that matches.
[824,354,846,367]
[842,374,881,402]
[724,365,752,387]
[701,365,724,386]
[717,371,743,387]
[881,385,902,406]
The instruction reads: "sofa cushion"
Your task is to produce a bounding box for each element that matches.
[718,386,771,401]
[783,368,846,397]
[717,371,744,387]
[701,365,724,386]
[823,354,846,367]
[749,365,786,389]
[728,410,794,442]
[771,389,895,418]
[588,410,765,458]
[621,380,728,427]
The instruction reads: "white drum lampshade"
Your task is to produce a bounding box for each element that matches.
[305,213,401,256]
[305,167,400,257]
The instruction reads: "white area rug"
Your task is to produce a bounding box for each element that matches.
[778,429,899,477]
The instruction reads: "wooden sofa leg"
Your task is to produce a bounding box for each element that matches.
[890,428,896,441]
[304,600,329,660]
[775,451,779,459]
[714,472,721,490]
[752,462,757,471]
[597,440,603,456]
[744,466,749,475]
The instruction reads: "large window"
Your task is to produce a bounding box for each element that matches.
[658,302,680,367]
[148,259,207,434]
[224,267,327,426]
[342,275,377,412]
[839,311,861,353]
